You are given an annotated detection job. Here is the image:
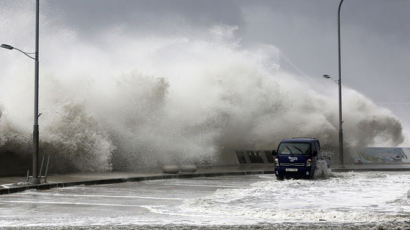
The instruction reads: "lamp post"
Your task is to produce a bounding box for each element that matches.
[1,0,41,184]
[337,0,345,167]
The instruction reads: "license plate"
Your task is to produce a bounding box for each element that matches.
[286,168,298,172]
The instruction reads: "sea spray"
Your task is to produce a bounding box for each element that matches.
[0,2,405,172]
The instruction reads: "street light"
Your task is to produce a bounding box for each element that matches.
[1,0,41,184]
[0,44,13,50]
[1,44,35,60]
[337,0,345,167]
[322,74,331,79]
[324,0,345,168]
[322,74,338,83]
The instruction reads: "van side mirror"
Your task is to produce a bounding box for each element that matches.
[312,150,318,156]
[272,150,277,156]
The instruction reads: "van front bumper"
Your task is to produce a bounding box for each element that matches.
[275,166,312,178]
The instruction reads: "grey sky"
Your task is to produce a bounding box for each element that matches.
[4,0,410,127]
[42,0,410,99]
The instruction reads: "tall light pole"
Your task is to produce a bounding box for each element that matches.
[338,0,345,167]
[33,0,40,184]
[1,0,41,184]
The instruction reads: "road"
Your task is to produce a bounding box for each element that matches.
[0,172,409,229]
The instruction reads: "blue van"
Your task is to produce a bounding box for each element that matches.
[273,138,327,179]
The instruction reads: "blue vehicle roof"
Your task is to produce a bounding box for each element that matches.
[280,137,318,143]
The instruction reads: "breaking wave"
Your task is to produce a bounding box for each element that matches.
[0,2,405,172]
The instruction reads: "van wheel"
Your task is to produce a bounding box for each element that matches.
[276,175,284,180]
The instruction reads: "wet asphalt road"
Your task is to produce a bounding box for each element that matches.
[0,172,409,229]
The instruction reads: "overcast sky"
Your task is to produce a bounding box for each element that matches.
[2,0,410,126]
[39,0,410,100]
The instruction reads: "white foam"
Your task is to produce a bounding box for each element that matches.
[0,2,405,171]
[0,173,409,227]
[166,172,410,224]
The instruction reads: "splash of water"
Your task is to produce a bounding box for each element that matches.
[0,2,405,172]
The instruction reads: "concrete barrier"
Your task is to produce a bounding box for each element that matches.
[162,165,180,174]
[180,164,197,173]
[235,150,274,164]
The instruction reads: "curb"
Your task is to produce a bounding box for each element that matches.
[332,167,410,172]
[0,170,275,195]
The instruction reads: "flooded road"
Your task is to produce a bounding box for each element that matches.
[0,172,409,229]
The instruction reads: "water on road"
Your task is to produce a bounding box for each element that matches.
[0,172,409,229]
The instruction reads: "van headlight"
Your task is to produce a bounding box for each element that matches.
[274,158,279,166]
[306,158,312,167]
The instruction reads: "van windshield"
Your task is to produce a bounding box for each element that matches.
[278,142,311,155]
